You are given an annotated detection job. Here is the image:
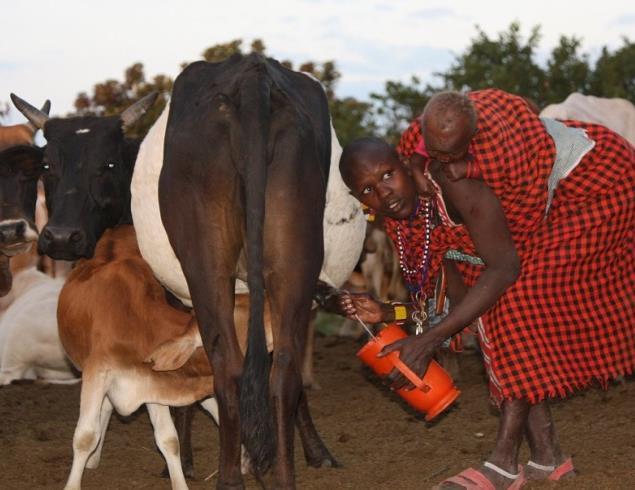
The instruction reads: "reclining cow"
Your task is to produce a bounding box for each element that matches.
[0,242,77,385]
[0,109,77,384]
[540,92,635,145]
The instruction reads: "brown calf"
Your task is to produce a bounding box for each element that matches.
[59,224,333,489]
[58,225,213,490]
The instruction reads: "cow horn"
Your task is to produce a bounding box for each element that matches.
[10,93,50,130]
[120,92,159,130]
[41,99,51,115]
[23,100,51,133]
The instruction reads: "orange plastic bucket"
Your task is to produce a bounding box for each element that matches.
[357,323,460,421]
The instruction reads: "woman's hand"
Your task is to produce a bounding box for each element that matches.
[338,292,388,324]
[377,329,441,390]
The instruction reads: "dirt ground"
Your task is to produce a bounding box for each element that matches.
[1,331,634,490]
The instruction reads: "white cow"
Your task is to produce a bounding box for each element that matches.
[131,101,365,306]
[131,85,365,388]
[0,252,77,385]
[540,93,635,145]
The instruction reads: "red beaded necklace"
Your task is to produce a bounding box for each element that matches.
[384,197,434,295]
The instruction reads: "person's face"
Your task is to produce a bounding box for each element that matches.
[345,153,418,220]
[423,115,476,165]
[426,145,470,164]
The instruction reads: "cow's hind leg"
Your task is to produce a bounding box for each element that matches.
[147,403,188,490]
[296,311,339,468]
[200,397,252,476]
[301,312,317,389]
[160,194,246,488]
[85,396,113,469]
[267,274,318,488]
[296,390,340,468]
[64,370,108,490]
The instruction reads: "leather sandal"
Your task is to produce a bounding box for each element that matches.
[526,457,575,481]
[436,461,527,489]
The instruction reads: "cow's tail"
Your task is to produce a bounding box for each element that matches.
[238,59,276,475]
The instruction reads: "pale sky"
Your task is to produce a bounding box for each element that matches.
[2,0,634,125]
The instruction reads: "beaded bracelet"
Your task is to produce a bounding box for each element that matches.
[390,302,408,324]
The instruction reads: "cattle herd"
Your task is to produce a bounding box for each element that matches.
[1,53,635,490]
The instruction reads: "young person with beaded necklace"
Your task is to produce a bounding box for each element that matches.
[338,135,525,490]
[335,89,635,490]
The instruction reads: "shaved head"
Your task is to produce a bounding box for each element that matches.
[339,137,417,219]
[339,137,397,185]
[422,91,477,155]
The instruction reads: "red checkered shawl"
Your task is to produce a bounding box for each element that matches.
[396,89,635,403]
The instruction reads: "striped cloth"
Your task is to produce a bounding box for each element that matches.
[396,89,635,404]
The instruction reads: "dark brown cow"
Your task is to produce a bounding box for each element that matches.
[0,102,50,295]
[159,53,332,488]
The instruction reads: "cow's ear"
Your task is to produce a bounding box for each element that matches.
[0,145,44,178]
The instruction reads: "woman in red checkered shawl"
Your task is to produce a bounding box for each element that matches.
[337,89,634,489]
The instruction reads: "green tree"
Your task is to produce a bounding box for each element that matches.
[589,38,635,101]
[73,38,375,145]
[330,96,377,147]
[299,61,341,101]
[200,39,245,63]
[73,62,172,138]
[544,36,591,104]
[370,76,434,144]
[440,22,547,105]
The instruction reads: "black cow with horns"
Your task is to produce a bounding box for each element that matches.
[10,92,156,262]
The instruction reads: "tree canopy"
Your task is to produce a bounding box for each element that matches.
[66,24,635,144]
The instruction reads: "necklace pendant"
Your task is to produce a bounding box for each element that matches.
[411,308,428,335]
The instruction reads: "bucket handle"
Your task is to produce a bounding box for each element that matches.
[389,354,431,393]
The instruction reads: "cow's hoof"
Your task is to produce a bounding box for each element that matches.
[161,464,195,480]
[306,453,341,469]
[216,480,245,490]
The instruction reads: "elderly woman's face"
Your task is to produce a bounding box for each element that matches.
[345,153,417,220]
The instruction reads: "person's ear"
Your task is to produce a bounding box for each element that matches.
[400,156,413,175]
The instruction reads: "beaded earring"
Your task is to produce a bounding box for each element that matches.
[362,204,376,222]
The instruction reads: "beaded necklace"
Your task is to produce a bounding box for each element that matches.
[383,197,435,334]
[385,197,434,296]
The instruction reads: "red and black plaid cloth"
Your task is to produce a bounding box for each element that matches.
[396,88,635,404]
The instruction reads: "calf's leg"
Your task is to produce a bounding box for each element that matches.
[163,405,196,479]
[64,370,108,490]
[147,403,188,490]
[85,396,113,469]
